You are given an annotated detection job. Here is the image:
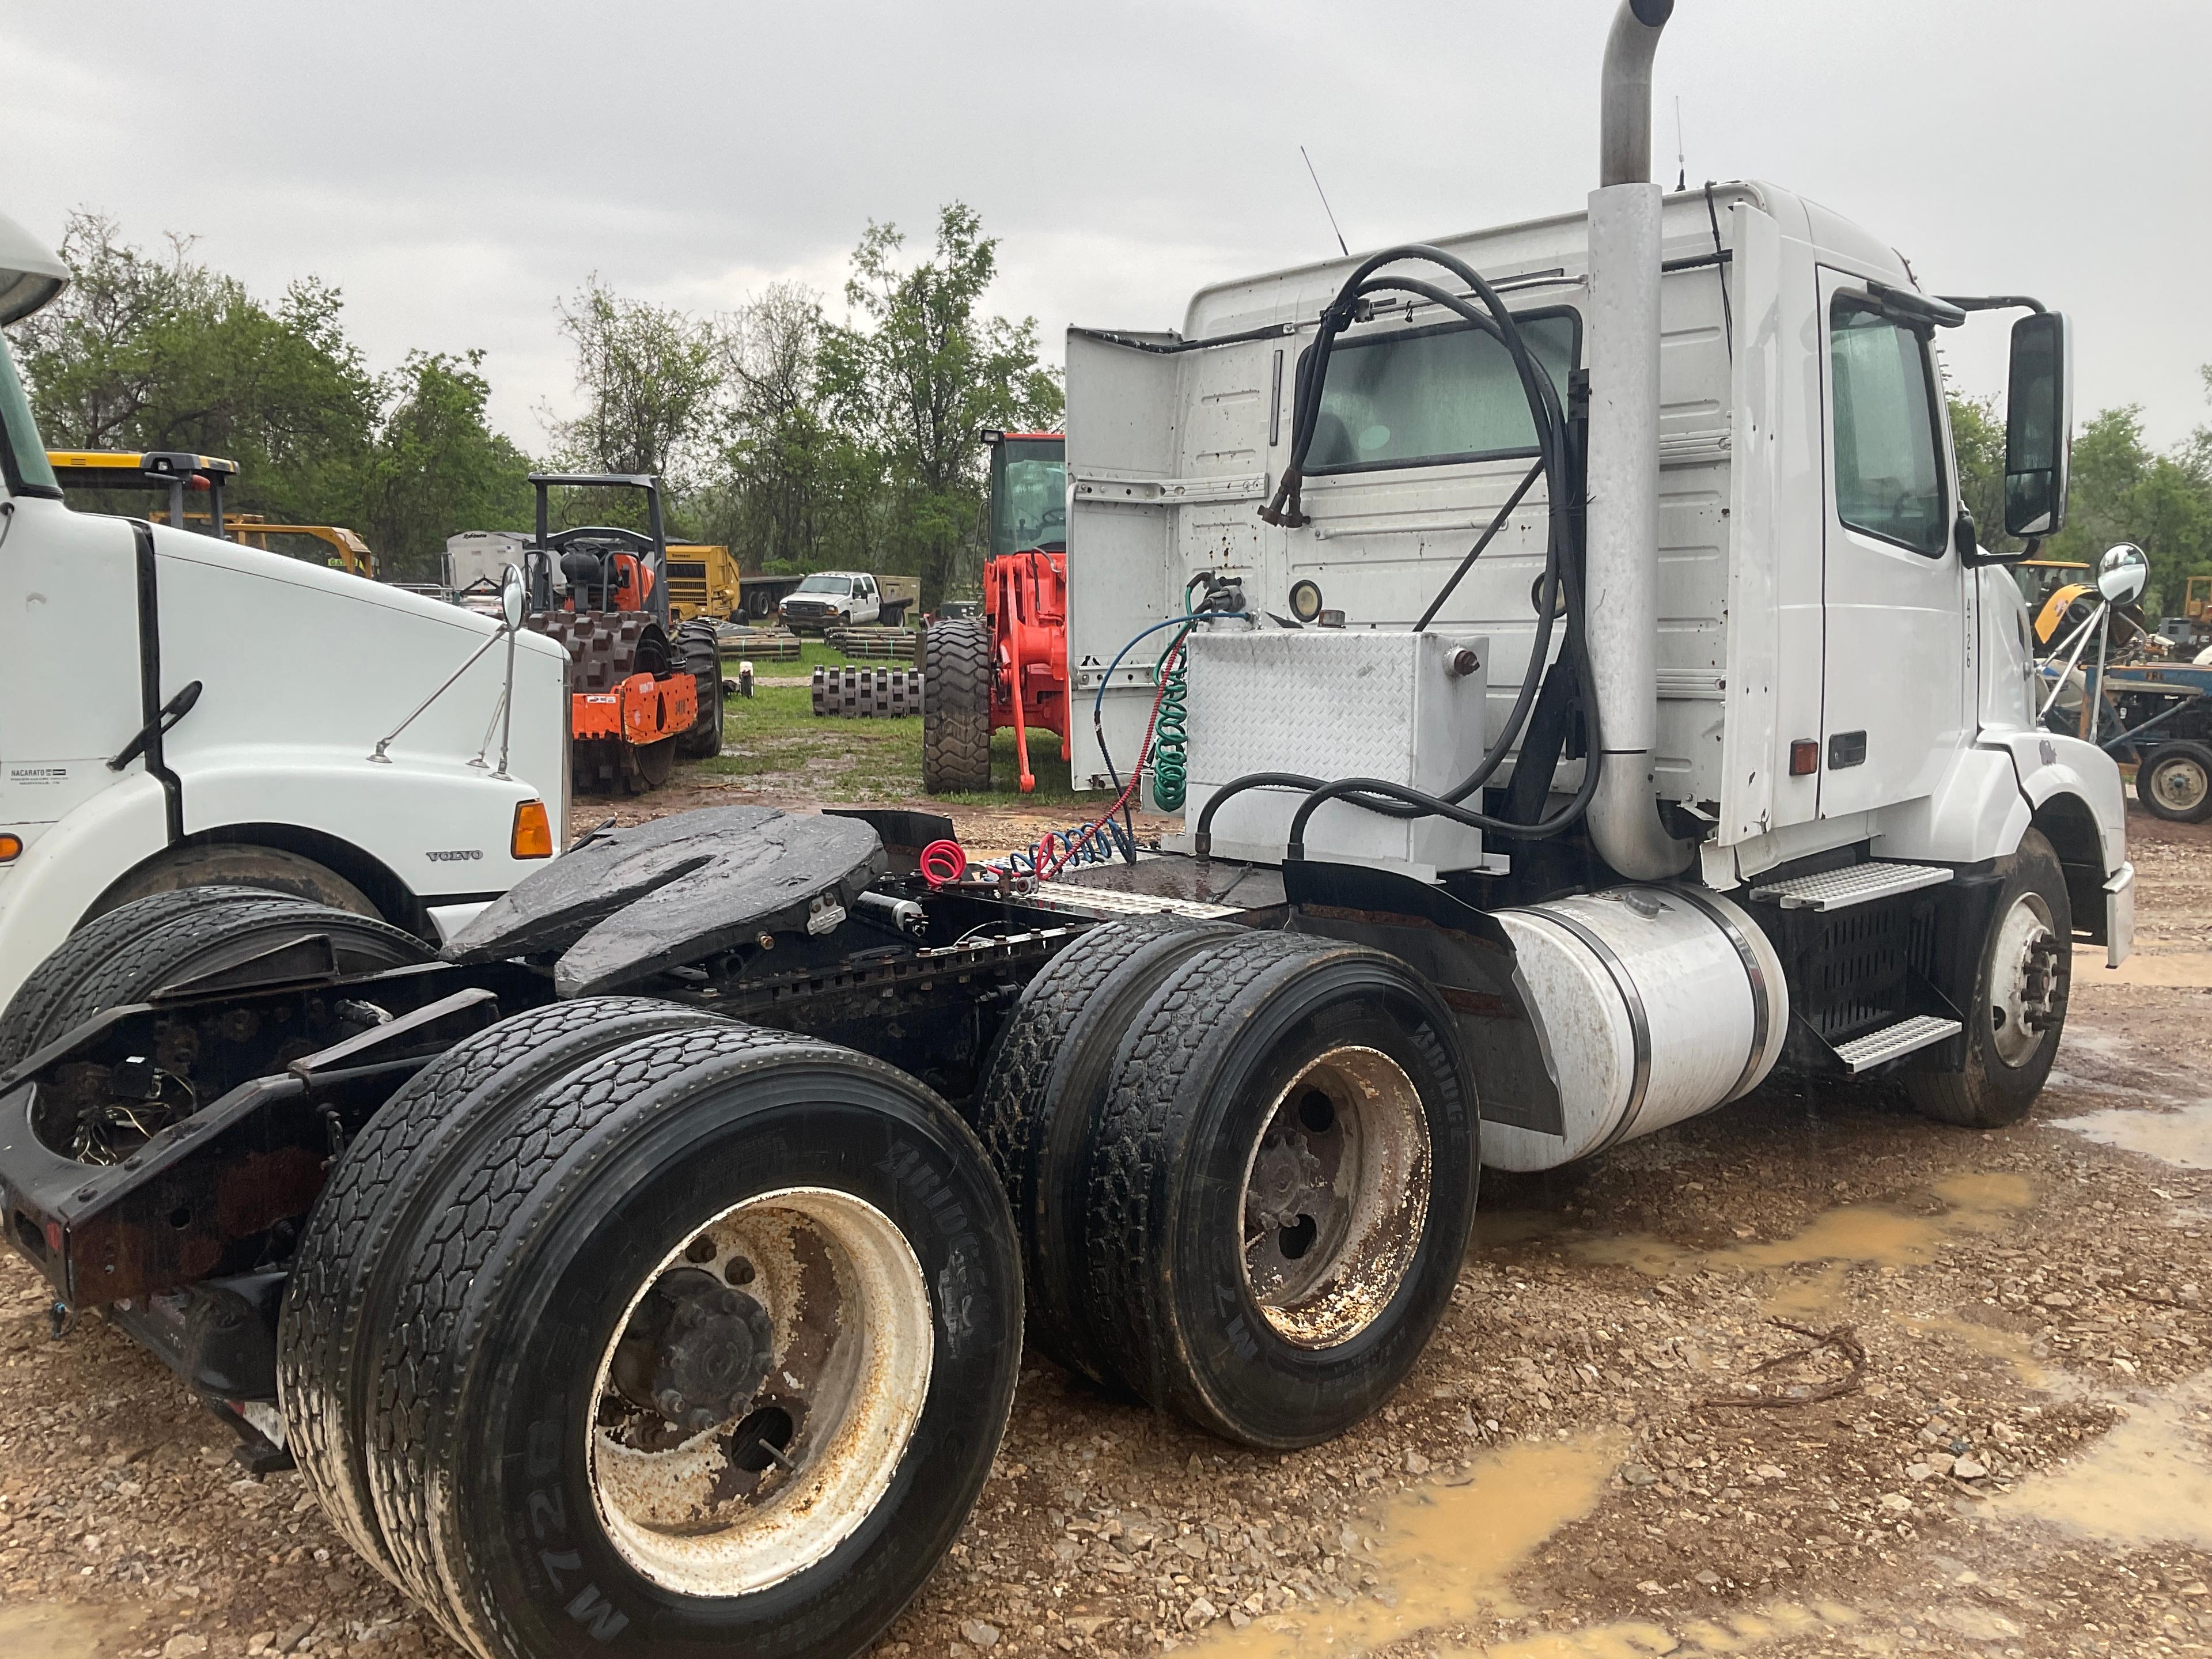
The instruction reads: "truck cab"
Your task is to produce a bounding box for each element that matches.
[1063,3,2128,1146]
[0,209,572,1012]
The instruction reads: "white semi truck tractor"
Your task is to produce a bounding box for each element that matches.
[0,12,2141,1659]
[0,209,571,1014]
[1065,0,2131,1146]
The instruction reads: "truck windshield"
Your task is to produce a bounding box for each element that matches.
[989,437,1066,559]
[796,574,853,595]
[1304,309,1580,476]
[0,333,59,496]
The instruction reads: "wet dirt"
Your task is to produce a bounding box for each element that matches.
[1998,1374,2212,1554]
[1177,1437,1620,1659]
[0,808,2208,1658]
[0,1597,153,1657]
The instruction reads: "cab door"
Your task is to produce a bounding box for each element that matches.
[0,497,150,828]
[1816,270,1967,818]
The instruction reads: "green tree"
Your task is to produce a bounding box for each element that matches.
[1952,381,2212,618]
[2043,404,2212,616]
[545,276,726,521]
[12,210,379,529]
[820,203,1062,605]
[362,350,535,582]
[1948,393,2016,556]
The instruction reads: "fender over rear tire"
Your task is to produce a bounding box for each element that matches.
[922,619,993,795]
[973,915,1238,1388]
[1082,930,1477,1448]
[85,843,381,926]
[355,1021,1021,1659]
[1906,829,2073,1128]
[0,887,431,1073]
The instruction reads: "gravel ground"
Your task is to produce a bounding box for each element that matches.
[3,809,2209,1659]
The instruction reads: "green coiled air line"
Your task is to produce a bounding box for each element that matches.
[1150,637,1190,810]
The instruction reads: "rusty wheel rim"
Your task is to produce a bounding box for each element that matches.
[586,1187,933,1596]
[1236,1044,1431,1350]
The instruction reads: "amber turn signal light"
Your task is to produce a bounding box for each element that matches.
[0,833,21,863]
[511,800,554,859]
[1789,740,1819,777]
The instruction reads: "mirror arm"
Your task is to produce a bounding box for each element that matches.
[1935,293,2047,316]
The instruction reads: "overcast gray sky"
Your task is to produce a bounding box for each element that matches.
[5,0,2207,449]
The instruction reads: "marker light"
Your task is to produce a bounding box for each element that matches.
[512,800,554,859]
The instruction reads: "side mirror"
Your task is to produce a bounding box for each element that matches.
[2003,312,2071,538]
[2097,541,2149,605]
[499,564,527,632]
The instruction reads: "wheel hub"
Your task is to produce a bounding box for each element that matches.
[2150,753,2210,815]
[1990,892,2065,1067]
[1245,1091,1344,1285]
[611,1267,775,1435]
[588,1188,934,1599]
[1236,1046,1431,1350]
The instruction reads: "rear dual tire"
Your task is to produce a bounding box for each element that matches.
[977,926,1477,1449]
[280,1006,1021,1659]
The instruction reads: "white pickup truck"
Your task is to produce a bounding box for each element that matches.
[0,210,571,1013]
[776,570,918,632]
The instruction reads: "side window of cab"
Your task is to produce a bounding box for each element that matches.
[1829,297,1949,557]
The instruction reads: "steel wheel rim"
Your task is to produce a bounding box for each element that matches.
[1235,1044,1431,1350]
[1989,892,2062,1067]
[2151,755,2209,814]
[586,1186,934,1597]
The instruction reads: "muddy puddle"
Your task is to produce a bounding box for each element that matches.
[1896,1309,2062,1392]
[1178,1433,1861,1659]
[2055,1097,2212,1170]
[0,1599,151,1658]
[1475,1173,2035,1316]
[1999,1375,2212,1552]
[1179,1436,1618,1659]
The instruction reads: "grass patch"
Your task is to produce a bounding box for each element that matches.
[691,690,1115,809]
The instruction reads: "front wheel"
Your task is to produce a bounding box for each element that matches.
[357,1021,1022,1659]
[1907,829,2073,1128]
[2136,739,2212,824]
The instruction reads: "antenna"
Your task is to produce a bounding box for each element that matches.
[1673,97,1687,192]
[1300,146,1351,258]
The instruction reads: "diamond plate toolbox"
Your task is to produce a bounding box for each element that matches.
[1174,628,1490,878]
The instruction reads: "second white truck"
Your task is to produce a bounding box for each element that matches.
[0,209,572,1012]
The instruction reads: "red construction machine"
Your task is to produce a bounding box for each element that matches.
[522,472,724,794]
[923,432,1067,793]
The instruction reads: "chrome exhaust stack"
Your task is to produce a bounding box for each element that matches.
[1584,0,1695,881]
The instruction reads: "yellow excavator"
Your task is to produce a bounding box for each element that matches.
[45,451,376,577]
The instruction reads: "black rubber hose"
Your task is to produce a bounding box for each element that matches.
[1285,547,1603,853]
[1197,244,1595,853]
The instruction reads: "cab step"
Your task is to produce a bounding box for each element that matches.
[1749,861,1953,911]
[1831,1014,1962,1073]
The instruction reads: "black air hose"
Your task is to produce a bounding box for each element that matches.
[1196,244,1600,853]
